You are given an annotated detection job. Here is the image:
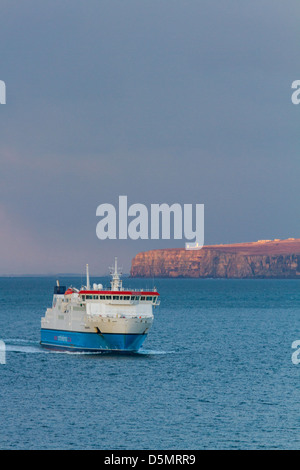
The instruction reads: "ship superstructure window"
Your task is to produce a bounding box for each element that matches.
[86,295,93,300]
[82,295,86,300]
[99,295,105,300]
[106,295,112,300]
[130,295,140,301]
[141,296,145,301]
[124,296,130,300]
[146,297,152,301]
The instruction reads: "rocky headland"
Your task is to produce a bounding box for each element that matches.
[130,239,300,278]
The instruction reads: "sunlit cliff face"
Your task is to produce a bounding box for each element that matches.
[130,239,300,278]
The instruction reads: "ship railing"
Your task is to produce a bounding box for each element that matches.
[85,313,153,320]
[80,286,157,293]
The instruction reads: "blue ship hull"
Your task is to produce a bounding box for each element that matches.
[40,329,147,352]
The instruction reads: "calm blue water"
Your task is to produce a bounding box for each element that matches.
[0,277,299,450]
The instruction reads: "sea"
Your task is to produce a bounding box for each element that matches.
[0,276,299,450]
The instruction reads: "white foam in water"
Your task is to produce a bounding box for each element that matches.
[4,339,46,355]
[5,344,44,354]
[4,338,38,344]
[138,349,175,355]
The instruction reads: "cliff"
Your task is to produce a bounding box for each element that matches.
[130,239,300,278]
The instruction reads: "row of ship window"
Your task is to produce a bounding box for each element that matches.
[80,294,157,302]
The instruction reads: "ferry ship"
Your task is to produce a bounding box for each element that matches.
[41,258,160,352]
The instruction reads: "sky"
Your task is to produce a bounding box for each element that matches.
[0,0,299,275]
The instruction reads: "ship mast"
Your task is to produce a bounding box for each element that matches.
[86,264,91,290]
[110,257,122,291]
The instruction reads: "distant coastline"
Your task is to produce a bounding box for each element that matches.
[130,238,300,279]
[0,273,131,278]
